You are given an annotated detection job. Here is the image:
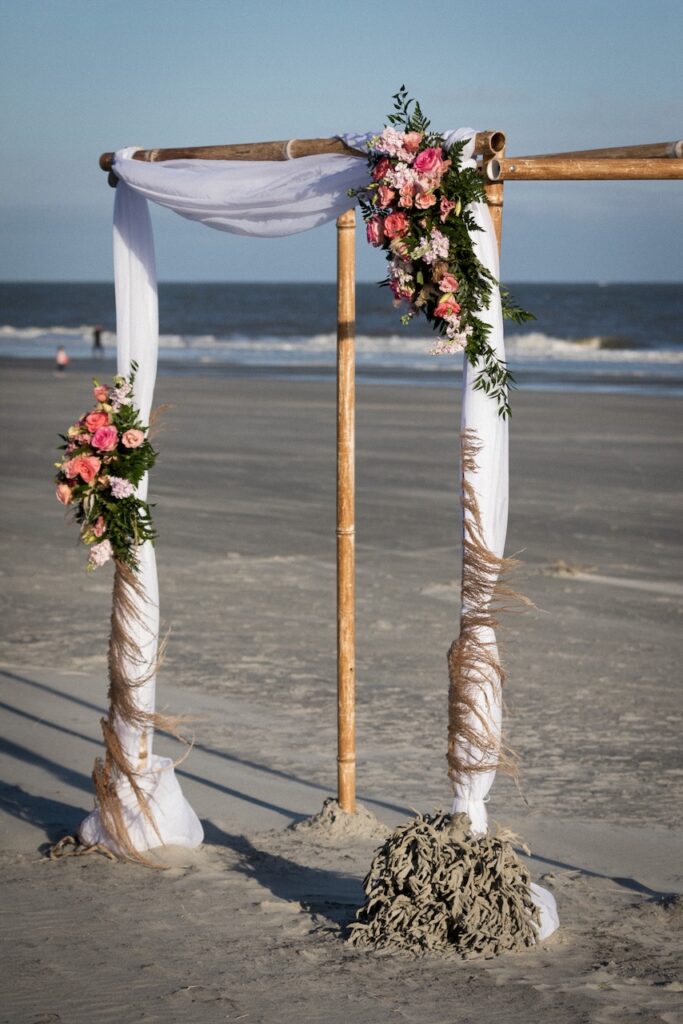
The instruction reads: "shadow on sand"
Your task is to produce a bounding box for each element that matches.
[201,818,362,929]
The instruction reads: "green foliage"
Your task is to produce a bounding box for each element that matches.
[388,85,432,137]
[500,288,536,325]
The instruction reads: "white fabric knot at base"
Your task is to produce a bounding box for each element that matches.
[79,756,204,854]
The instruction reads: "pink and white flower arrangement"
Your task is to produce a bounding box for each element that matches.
[350,87,534,416]
[54,363,157,570]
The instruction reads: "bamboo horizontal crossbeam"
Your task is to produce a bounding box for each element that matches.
[516,140,683,161]
[100,138,363,171]
[99,132,506,172]
[485,156,683,181]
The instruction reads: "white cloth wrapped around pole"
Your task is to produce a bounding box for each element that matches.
[442,130,557,939]
[112,179,160,776]
[79,176,203,853]
[443,129,508,836]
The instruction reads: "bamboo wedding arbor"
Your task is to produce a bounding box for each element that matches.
[99,132,683,817]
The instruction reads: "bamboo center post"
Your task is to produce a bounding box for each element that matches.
[336,208,356,814]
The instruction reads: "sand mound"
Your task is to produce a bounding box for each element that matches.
[291,798,390,843]
[348,810,539,958]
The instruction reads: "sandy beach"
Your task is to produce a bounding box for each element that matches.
[1,360,682,1023]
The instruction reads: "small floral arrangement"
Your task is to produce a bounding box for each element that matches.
[54,363,157,570]
[351,87,533,416]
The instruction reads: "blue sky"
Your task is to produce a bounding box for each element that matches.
[1,0,681,282]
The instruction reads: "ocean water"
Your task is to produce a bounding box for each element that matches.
[1,282,682,394]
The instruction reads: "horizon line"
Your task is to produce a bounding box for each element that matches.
[1,278,681,287]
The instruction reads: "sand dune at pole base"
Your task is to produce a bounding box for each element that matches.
[0,362,681,1023]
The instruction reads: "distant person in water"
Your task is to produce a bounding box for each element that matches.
[55,345,69,376]
[92,325,104,356]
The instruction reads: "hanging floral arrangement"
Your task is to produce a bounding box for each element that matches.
[54,363,157,570]
[351,87,533,416]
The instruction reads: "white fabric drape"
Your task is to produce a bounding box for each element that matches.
[110,145,370,236]
[79,178,204,853]
[103,135,558,937]
[443,130,508,835]
[112,180,159,771]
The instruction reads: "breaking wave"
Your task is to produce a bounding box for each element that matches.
[1,325,682,372]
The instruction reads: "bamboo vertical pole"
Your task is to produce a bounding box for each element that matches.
[483,141,505,257]
[336,208,356,813]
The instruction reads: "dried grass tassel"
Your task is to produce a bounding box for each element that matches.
[90,558,186,866]
[447,429,528,782]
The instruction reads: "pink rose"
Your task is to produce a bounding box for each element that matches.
[56,482,73,505]
[91,425,118,451]
[434,297,461,319]
[372,157,391,182]
[84,410,109,433]
[366,216,385,247]
[439,273,459,292]
[439,197,456,222]
[403,132,423,154]
[93,385,108,403]
[78,455,102,483]
[92,516,106,537]
[413,147,444,174]
[384,212,409,240]
[65,455,101,483]
[414,191,437,210]
[377,185,395,208]
[122,428,145,449]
